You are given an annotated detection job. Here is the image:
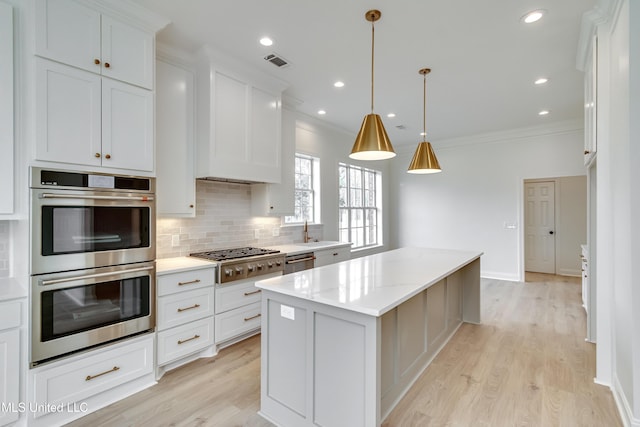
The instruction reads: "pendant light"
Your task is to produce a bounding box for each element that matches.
[407,68,442,174]
[350,10,396,161]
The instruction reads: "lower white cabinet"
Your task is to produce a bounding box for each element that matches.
[314,245,351,268]
[0,329,19,427]
[156,263,216,368]
[29,334,155,425]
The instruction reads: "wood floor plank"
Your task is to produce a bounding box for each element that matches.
[67,274,622,427]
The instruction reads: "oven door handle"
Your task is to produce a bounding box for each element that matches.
[39,193,154,202]
[39,266,154,286]
[285,256,316,264]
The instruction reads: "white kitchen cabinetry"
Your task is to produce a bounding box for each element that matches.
[581,245,589,313]
[314,245,351,268]
[215,272,281,347]
[0,2,13,215]
[156,264,216,372]
[584,34,597,166]
[251,107,295,216]
[0,299,21,427]
[35,58,154,172]
[156,58,196,217]
[196,53,288,183]
[35,0,154,89]
[28,334,155,426]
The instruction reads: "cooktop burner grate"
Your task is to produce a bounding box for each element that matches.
[190,247,280,261]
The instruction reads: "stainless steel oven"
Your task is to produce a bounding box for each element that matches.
[284,252,315,275]
[30,262,155,366]
[30,168,155,275]
[30,167,156,366]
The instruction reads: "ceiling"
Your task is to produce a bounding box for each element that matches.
[132,0,595,148]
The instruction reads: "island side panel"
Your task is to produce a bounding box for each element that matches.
[461,258,481,324]
[260,290,381,427]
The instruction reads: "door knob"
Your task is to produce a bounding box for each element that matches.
[549,231,554,235]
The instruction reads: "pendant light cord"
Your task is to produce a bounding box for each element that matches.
[370,18,375,113]
[423,73,427,141]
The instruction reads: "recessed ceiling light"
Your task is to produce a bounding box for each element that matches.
[387,113,396,118]
[538,110,550,116]
[259,37,273,46]
[534,77,549,85]
[334,81,345,88]
[522,9,545,24]
[318,110,326,115]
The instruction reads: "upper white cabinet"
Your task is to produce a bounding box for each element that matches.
[251,107,295,216]
[0,2,14,215]
[584,34,597,166]
[196,51,288,183]
[35,0,154,89]
[36,58,154,172]
[156,57,196,217]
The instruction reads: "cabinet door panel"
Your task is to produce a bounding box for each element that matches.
[35,0,101,74]
[101,16,154,89]
[36,59,102,166]
[214,72,247,160]
[250,87,280,168]
[102,79,154,172]
[0,329,19,426]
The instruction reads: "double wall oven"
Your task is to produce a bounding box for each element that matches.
[30,168,156,366]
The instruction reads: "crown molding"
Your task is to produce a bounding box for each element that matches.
[87,0,169,33]
[576,0,623,70]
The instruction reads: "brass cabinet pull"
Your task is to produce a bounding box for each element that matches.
[104,62,111,68]
[85,366,119,381]
[244,313,261,322]
[244,289,261,296]
[95,153,101,158]
[189,204,194,208]
[332,252,339,256]
[177,303,200,312]
[105,154,111,159]
[94,58,100,65]
[178,334,200,345]
[178,279,201,286]
[584,150,590,155]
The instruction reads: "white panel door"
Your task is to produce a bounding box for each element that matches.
[525,181,556,274]
[102,78,154,172]
[36,59,102,167]
[101,15,154,89]
[35,0,101,75]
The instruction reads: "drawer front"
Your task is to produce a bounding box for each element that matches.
[215,281,262,313]
[0,300,21,331]
[32,335,154,417]
[215,301,261,343]
[157,267,215,296]
[157,287,214,331]
[157,317,214,365]
[314,247,350,267]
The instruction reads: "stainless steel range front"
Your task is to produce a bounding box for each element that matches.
[30,168,156,367]
[190,247,284,283]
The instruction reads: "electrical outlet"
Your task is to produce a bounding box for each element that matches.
[171,235,180,247]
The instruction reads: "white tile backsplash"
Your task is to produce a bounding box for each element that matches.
[156,180,323,258]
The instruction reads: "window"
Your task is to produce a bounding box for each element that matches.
[338,163,381,249]
[285,154,319,224]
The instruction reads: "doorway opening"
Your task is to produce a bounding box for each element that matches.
[523,176,587,281]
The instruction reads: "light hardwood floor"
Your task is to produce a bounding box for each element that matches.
[67,275,622,427]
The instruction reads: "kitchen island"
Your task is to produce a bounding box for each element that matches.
[255,247,482,427]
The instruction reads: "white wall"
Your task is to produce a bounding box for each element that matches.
[294,112,392,258]
[556,176,588,276]
[389,122,586,281]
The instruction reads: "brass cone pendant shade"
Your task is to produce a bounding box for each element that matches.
[407,68,442,174]
[350,10,396,161]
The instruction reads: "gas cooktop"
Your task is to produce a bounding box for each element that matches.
[190,247,280,261]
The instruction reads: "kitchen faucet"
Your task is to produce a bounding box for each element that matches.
[303,221,311,243]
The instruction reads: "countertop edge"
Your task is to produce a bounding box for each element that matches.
[156,257,218,274]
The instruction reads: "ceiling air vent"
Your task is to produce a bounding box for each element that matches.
[264,53,290,68]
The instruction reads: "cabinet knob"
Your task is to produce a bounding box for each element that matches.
[94,59,100,65]
[584,150,590,155]
[105,154,111,159]
[95,153,101,158]
[104,62,111,69]
[189,204,194,208]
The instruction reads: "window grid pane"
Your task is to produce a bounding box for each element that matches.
[338,163,381,249]
[286,154,317,224]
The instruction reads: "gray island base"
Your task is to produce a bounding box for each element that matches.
[255,247,482,427]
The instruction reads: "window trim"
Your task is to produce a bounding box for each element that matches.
[284,153,320,225]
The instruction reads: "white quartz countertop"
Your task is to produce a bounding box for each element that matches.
[265,241,352,256]
[156,257,217,274]
[256,247,482,316]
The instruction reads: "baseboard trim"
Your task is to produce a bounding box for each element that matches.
[612,374,640,427]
